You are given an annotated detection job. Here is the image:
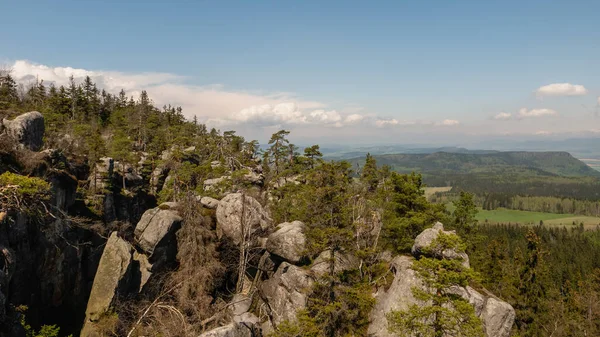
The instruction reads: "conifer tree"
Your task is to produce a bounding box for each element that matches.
[267,130,290,176]
[361,153,379,193]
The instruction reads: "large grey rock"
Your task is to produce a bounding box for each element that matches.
[243,170,264,185]
[200,196,220,209]
[134,207,183,261]
[150,165,169,195]
[84,232,133,322]
[367,255,515,337]
[481,297,516,337]
[412,222,470,268]
[216,193,271,245]
[198,322,252,337]
[204,176,230,191]
[261,262,314,326]
[310,249,360,276]
[266,221,307,264]
[368,256,420,337]
[2,111,44,151]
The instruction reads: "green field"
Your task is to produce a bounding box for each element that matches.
[446,204,600,229]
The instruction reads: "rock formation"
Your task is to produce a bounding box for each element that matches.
[369,223,515,337]
[266,221,307,264]
[1,111,45,151]
[216,193,271,245]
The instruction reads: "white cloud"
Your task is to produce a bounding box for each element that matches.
[517,108,557,118]
[374,118,399,127]
[493,112,512,120]
[344,114,364,124]
[9,60,369,128]
[441,119,459,126]
[535,83,588,97]
[597,96,600,105]
[535,130,552,135]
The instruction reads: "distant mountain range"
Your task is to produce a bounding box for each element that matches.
[345,151,600,179]
[319,137,600,160]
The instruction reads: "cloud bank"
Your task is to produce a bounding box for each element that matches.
[518,108,557,118]
[535,83,588,97]
[7,60,460,132]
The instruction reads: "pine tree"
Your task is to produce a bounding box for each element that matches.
[267,130,291,176]
[0,69,18,106]
[110,130,134,190]
[361,153,379,193]
[303,145,323,169]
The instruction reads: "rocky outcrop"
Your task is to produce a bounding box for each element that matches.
[1,111,45,151]
[369,224,515,337]
[82,233,133,336]
[204,176,230,191]
[134,206,183,268]
[412,221,470,268]
[243,170,264,185]
[266,221,307,264]
[260,262,314,327]
[369,255,420,337]
[310,249,360,276]
[216,193,271,245]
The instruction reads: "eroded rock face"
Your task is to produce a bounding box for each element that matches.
[261,262,314,327]
[83,233,133,327]
[310,250,360,277]
[134,207,182,267]
[412,222,470,268]
[266,221,307,264]
[2,111,44,151]
[216,193,271,245]
[198,322,253,337]
[481,297,516,337]
[200,196,220,209]
[368,256,421,337]
[204,176,230,191]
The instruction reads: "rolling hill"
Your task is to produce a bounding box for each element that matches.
[348,151,600,178]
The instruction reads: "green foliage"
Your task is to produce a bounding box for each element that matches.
[360,153,379,193]
[388,233,484,337]
[17,305,69,337]
[380,172,449,253]
[0,172,51,199]
[471,225,600,336]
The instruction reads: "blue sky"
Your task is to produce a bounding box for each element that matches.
[2,0,600,144]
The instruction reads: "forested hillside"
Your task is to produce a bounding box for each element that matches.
[0,71,600,337]
[348,151,600,178]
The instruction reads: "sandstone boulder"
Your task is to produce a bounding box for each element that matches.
[204,176,230,191]
[134,207,183,265]
[412,222,470,268]
[261,262,314,326]
[481,297,516,337]
[83,233,133,324]
[198,322,253,337]
[200,196,220,209]
[216,193,270,244]
[310,249,360,276]
[266,221,307,264]
[2,111,44,151]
